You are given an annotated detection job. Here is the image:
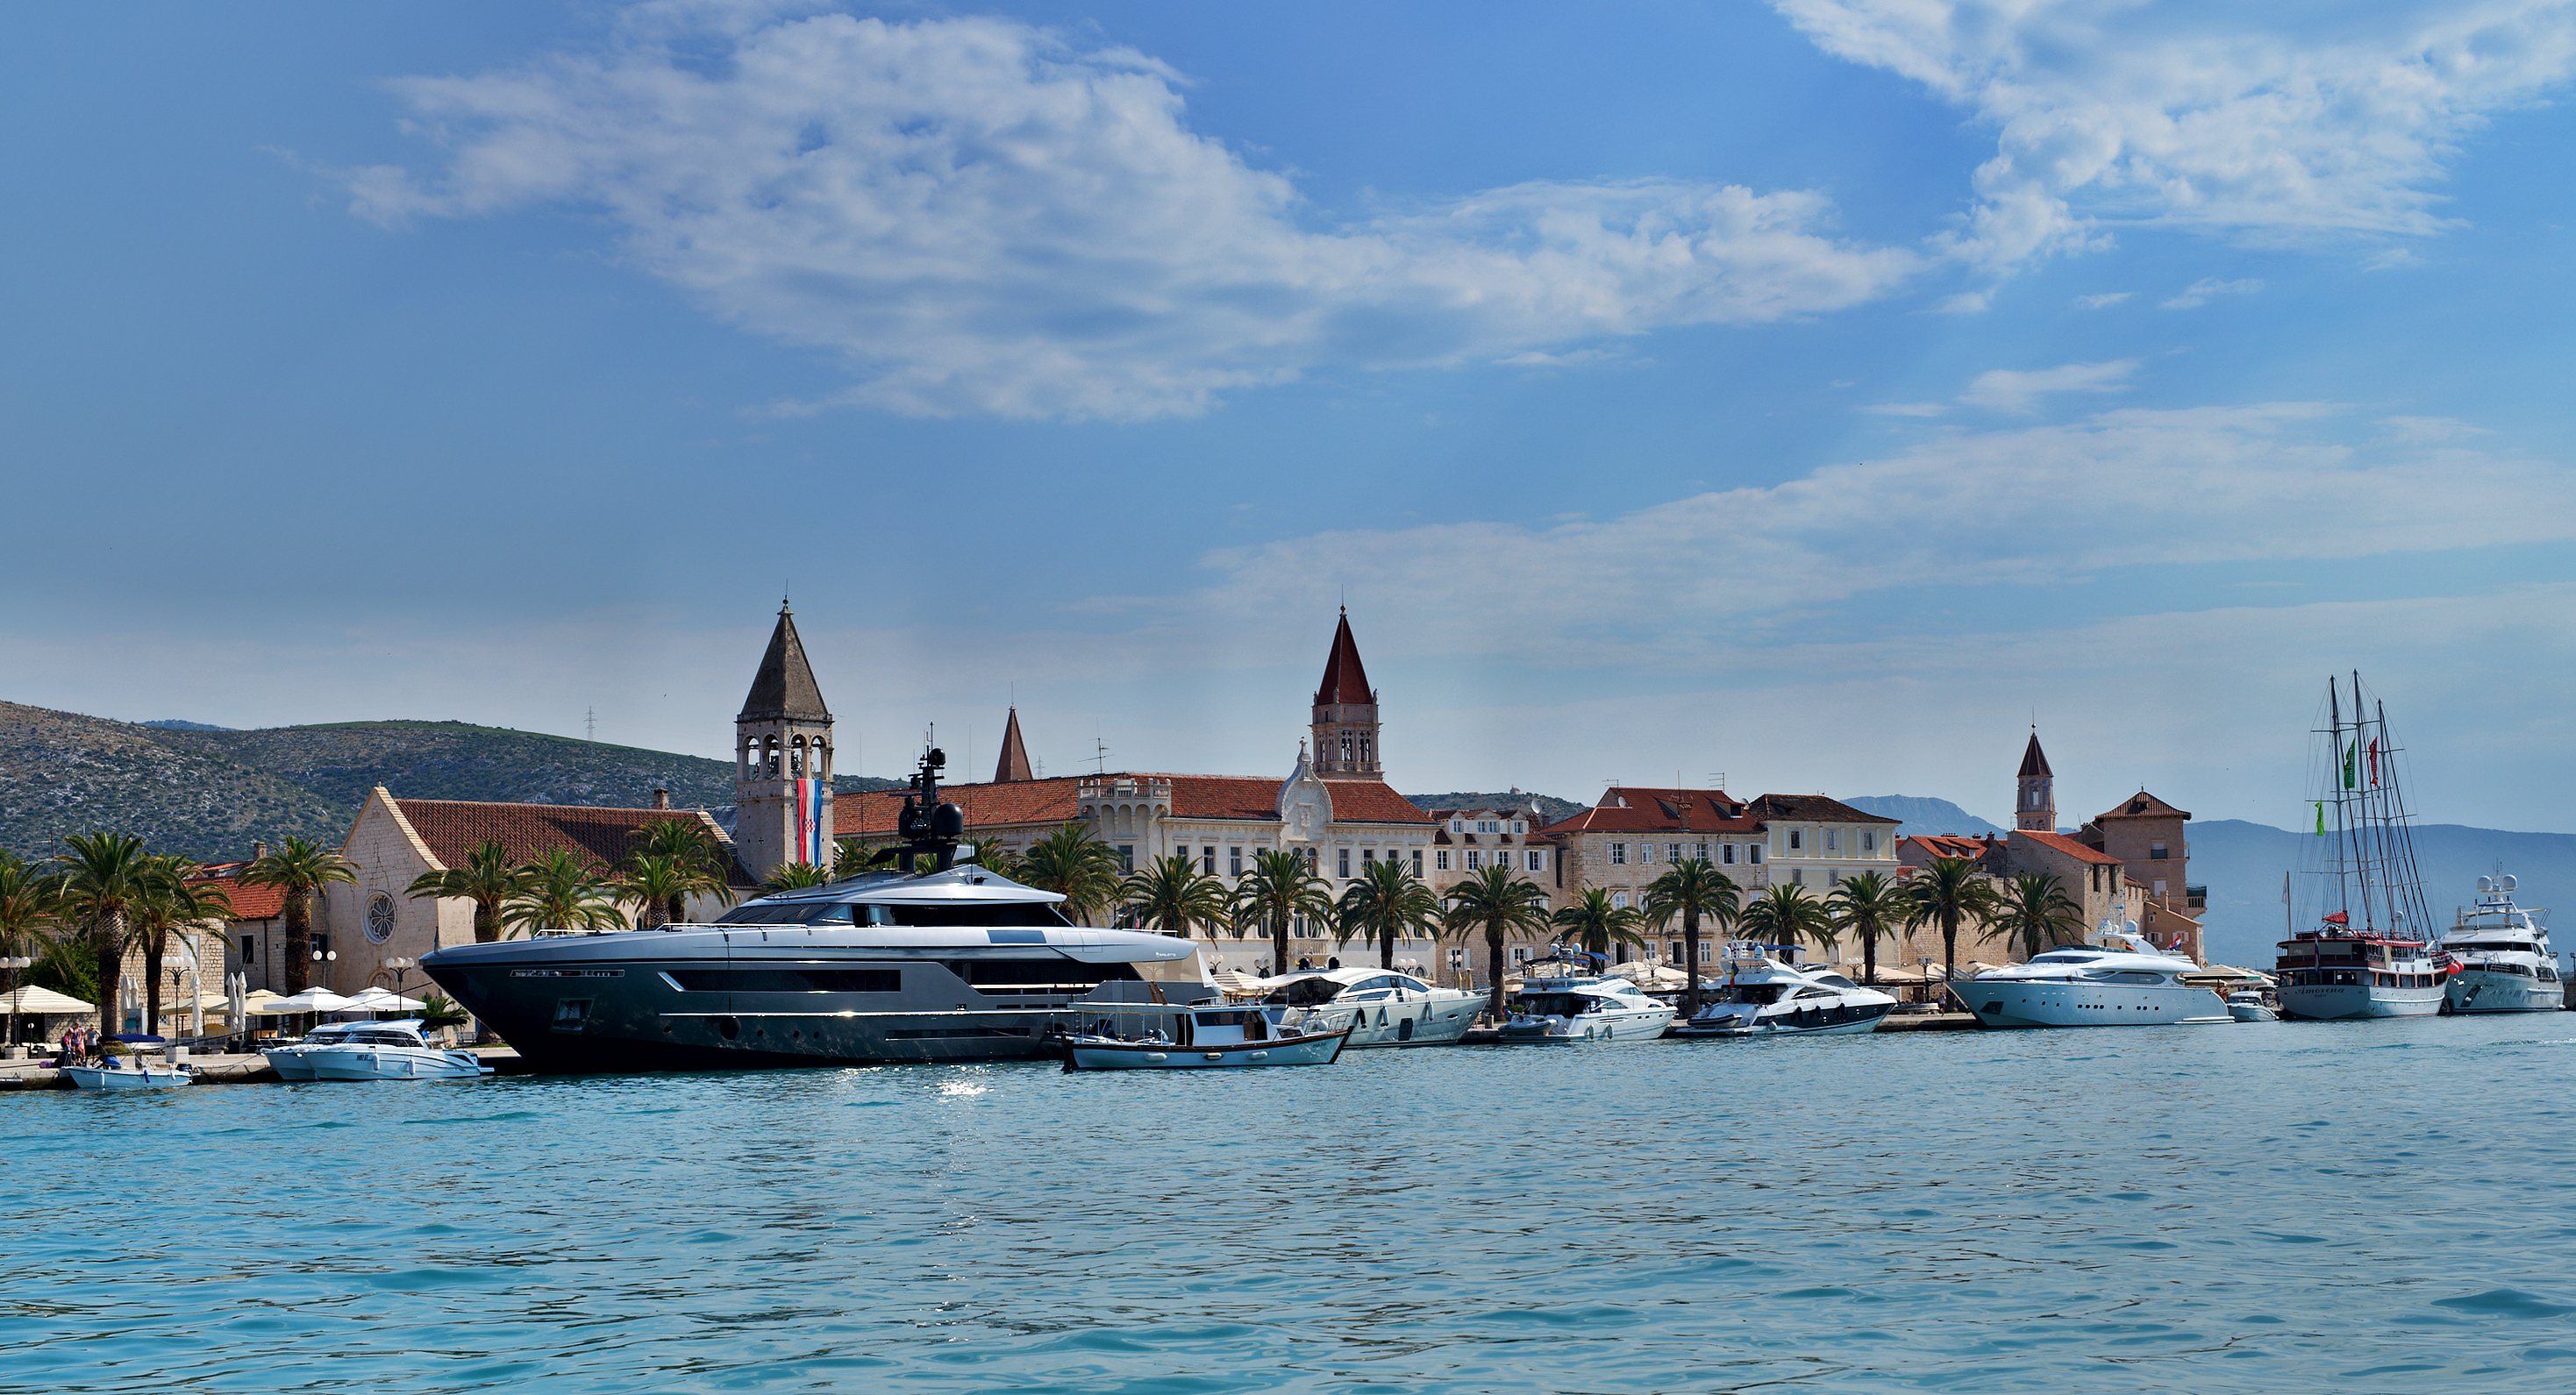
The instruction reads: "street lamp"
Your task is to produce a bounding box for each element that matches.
[382,956,416,996]
[1,954,32,1056]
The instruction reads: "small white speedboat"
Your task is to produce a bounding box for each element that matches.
[1496,976,1676,1043]
[267,1020,493,1081]
[2226,990,2280,1022]
[61,1058,195,1090]
[1061,1006,1350,1071]
[1258,967,1485,1047]
[1673,944,1897,1036]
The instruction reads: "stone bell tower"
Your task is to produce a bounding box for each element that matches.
[1309,608,1381,776]
[2016,729,2056,833]
[735,601,834,879]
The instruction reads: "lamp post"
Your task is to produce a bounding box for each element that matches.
[382,956,416,998]
[0,954,31,1055]
[1917,957,1937,1008]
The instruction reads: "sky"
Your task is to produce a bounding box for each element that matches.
[4,0,2574,833]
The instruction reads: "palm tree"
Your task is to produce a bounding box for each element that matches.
[241,836,359,994]
[1335,858,1440,970]
[619,854,696,929]
[1016,822,1126,926]
[760,862,831,894]
[1120,854,1232,938]
[1643,858,1739,1014]
[0,851,64,1050]
[1827,870,1907,984]
[501,849,624,936]
[54,832,154,1038]
[131,857,232,1036]
[1552,888,1646,964]
[1233,848,1334,976]
[1996,872,2085,961]
[1440,862,1553,1019]
[628,818,738,923]
[1903,857,1999,983]
[406,840,531,944]
[1738,883,1835,954]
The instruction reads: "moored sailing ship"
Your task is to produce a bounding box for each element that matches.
[2274,673,2444,1021]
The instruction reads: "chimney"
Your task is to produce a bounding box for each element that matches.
[652,788,671,810]
[251,841,268,863]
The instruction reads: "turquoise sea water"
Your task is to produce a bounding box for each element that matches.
[8,1015,2576,1393]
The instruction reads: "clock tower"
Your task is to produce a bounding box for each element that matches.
[735,601,834,880]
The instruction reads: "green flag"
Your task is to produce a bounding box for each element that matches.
[2342,741,2358,790]
[2315,801,2326,836]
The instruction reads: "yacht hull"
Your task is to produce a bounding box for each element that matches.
[1951,979,2231,1028]
[1062,1028,1348,1071]
[61,1064,192,1089]
[424,936,1192,1072]
[1673,1003,1891,1037]
[1495,1006,1676,1043]
[2277,983,2443,1020]
[2444,972,2563,1014]
[1283,994,1484,1047]
[303,1047,495,1081]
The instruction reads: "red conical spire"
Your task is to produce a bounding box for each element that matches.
[2017,730,2052,779]
[1312,607,1374,707]
[994,706,1034,783]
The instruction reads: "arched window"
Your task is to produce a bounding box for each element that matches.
[789,736,805,779]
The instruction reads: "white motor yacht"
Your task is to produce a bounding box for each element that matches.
[2438,874,2562,1014]
[1258,967,1484,1047]
[1674,943,1896,1037]
[2226,990,2281,1022]
[293,1019,495,1081]
[1951,929,2231,1028]
[263,1021,364,1081]
[1497,976,1675,1043]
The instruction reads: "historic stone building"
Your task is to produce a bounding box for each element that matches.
[731,601,835,882]
[844,610,1438,978]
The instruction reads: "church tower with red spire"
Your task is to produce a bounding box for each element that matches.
[1310,608,1381,775]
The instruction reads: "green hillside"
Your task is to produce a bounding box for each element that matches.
[0,701,897,863]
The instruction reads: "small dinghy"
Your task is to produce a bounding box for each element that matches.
[1061,1005,1350,1071]
[2225,990,2281,1022]
[61,1057,195,1090]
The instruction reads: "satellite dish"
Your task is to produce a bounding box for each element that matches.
[2479,876,2493,893]
[2503,874,2518,892]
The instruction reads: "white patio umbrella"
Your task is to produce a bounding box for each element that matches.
[254,988,356,1015]
[340,988,427,1013]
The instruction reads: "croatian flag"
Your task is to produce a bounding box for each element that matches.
[791,778,828,865]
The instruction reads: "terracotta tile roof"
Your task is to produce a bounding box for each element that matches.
[1312,609,1375,707]
[1902,834,1993,862]
[2018,732,2053,779]
[842,771,1432,837]
[394,799,753,886]
[1538,787,1759,836]
[185,863,286,921]
[1741,794,1902,826]
[2013,829,2121,865]
[2095,790,2191,821]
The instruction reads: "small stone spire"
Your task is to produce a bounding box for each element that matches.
[1309,608,1382,775]
[2016,728,2055,832]
[994,706,1035,783]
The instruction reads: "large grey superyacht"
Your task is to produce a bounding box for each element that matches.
[420,749,1214,1071]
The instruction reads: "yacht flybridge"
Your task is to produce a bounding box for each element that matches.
[1674,943,1896,1036]
[420,749,1211,1071]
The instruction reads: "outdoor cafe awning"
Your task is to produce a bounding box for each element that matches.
[2,986,96,1015]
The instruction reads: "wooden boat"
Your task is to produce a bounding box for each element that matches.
[61,1058,195,1090]
[1061,1005,1350,1071]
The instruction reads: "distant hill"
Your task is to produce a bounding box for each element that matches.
[2189,819,2576,969]
[140,719,231,732]
[0,700,899,863]
[1408,791,1587,826]
[1841,794,2009,838]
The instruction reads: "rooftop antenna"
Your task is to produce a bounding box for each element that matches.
[585,706,596,743]
[1095,722,1110,775]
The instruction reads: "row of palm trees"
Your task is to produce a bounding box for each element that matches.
[836,823,2087,1017]
[0,821,762,1043]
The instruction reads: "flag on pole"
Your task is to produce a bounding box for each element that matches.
[2315,801,2326,835]
[2367,738,2380,786]
[2322,910,2349,925]
[2342,741,2358,790]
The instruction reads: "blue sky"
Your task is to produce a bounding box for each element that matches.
[5,0,2573,832]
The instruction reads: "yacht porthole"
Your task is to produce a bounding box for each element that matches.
[716,1015,740,1041]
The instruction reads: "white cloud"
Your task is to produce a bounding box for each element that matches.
[2072,291,2131,309]
[1775,0,2576,267]
[1134,402,2576,672]
[346,8,1918,421]
[1861,402,1948,416]
[2161,276,2264,309]
[2378,415,2491,444]
[1958,359,2136,412]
